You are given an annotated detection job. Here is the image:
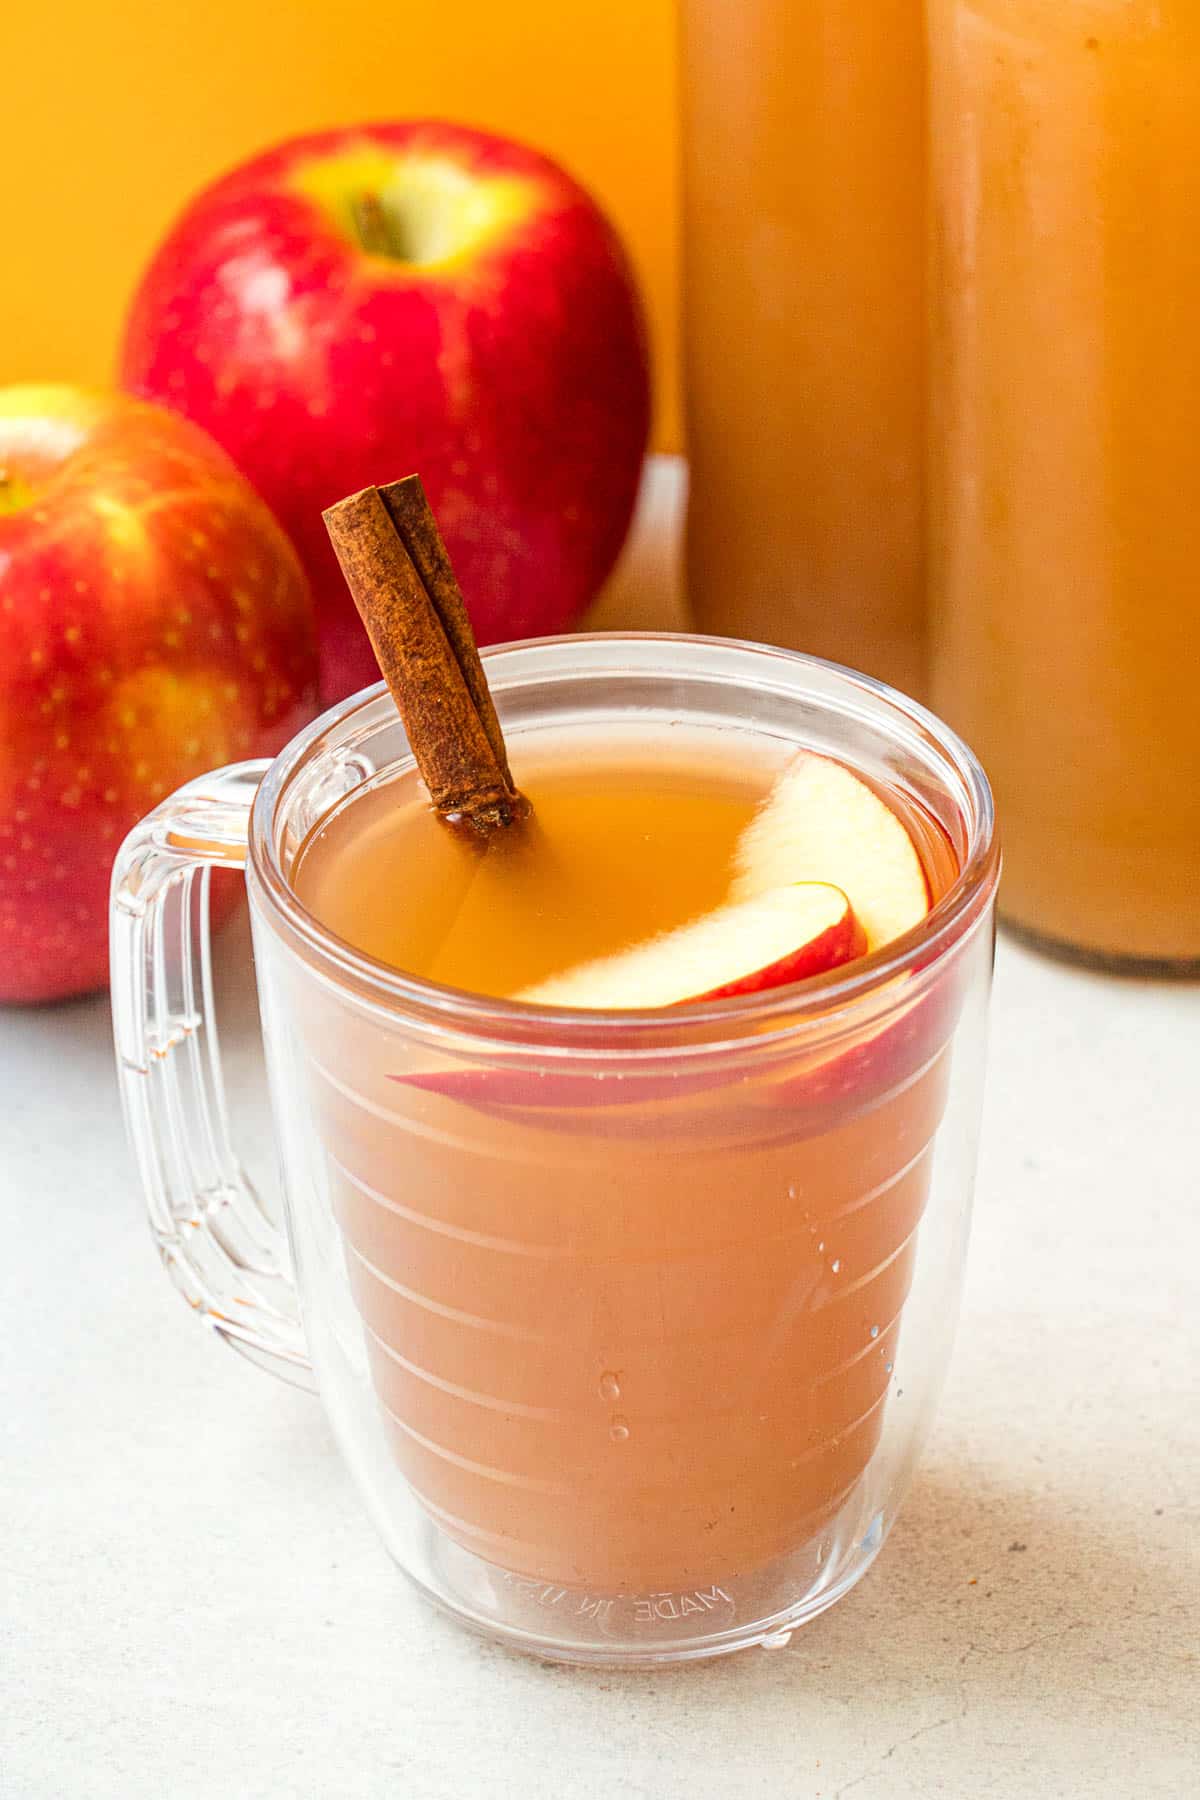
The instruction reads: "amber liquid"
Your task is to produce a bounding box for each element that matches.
[929,0,1200,966]
[681,0,927,697]
[294,729,791,997]
[291,727,960,1591]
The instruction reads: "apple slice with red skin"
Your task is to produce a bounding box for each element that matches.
[393,884,864,1113]
[518,881,864,1010]
[391,961,968,1140]
[732,751,930,953]
[730,750,945,1120]
[392,754,947,1124]
[767,966,967,1118]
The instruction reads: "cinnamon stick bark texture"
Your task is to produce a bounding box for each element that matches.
[323,478,528,834]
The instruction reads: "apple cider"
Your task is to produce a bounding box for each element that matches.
[293,730,777,1000]
[680,0,927,696]
[929,0,1200,967]
[288,722,960,1592]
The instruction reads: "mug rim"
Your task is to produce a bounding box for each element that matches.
[247,632,1000,1047]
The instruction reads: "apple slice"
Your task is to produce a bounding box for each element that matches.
[516,882,864,1011]
[732,752,930,953]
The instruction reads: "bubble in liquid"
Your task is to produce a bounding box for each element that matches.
[817,1241,825,1254]
[831,1259,842,1274]
[609,1415,631,1443]
[885,1362,894,1376]
[870,1325,880,1340]
[599,1371,621,1402]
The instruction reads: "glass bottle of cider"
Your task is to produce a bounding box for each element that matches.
[929,0,1200,969]
[679,1,928,699]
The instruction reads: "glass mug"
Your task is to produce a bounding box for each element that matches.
[110,636,999,1665]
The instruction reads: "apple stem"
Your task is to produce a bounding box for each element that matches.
[0,467,27,517]
[352,193,405,261]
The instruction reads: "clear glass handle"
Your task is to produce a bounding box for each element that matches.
[110,760,313,1389]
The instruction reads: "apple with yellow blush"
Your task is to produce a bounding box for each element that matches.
[0,385,317,1004]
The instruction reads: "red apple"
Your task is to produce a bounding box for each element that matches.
[0,385,317,1004]
[120,120,651,702]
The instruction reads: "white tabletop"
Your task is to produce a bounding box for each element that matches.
[3,464,1198,1799]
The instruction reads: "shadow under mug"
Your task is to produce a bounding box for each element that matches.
[110,634,999,1665]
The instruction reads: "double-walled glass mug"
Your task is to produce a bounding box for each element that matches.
[110,636,998,1666]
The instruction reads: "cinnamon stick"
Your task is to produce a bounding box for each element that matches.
[323,478,529,835]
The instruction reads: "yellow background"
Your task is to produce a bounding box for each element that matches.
[2,0,679,448]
